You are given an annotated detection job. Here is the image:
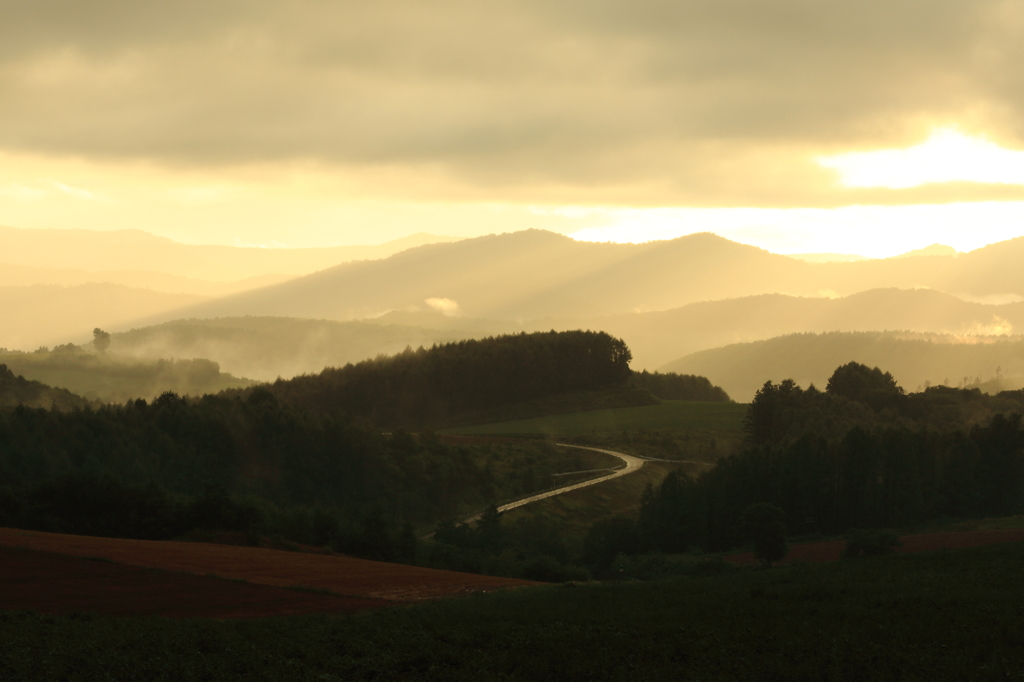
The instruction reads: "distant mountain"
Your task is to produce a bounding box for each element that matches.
[0,228,462,349]
[148,230,1024,325]
[661,331,1024,402]
[109,316,499,382]
[0,349,253,403]
[575,288,1024,370]
[0,262,291,297]
[108,288,1024,382]
[0,362,93,410]
[0,284,206,351]
[0,226,460,281]
[139,231,811,323]
[788,252,870,263]
[894,243,959,258]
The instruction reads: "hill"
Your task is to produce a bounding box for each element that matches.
[0,226,459,281]
[0,363,92,410]
[582,287,1024,369]
[0,349,253,403]
[0,228,462,349]
[245,330,641,428]
[145,230,1024,325]
[0,283,207,351]
[0,262,292,297]
[107,316,505,382]
[99,288,1024,381]
[662,331,1024,401]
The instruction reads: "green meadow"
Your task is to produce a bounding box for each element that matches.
[5,541,1024,680]
[443,400,748,437]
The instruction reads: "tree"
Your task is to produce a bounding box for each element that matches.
[583,515,640,573]
[826,362,903,411]
[742,503,787,566]
[475,504,505,552]
[93,328,111,353]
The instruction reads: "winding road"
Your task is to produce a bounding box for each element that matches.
[460,444,646,525]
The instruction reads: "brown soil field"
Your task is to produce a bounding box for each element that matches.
[0,528,535,604]
[0,547,389,619]
[724,528,1024,565]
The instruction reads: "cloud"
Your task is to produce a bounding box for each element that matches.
[1,1,1023,205]
[425,297,459,315]
[819,130,1024,188]
[53,182,99,200]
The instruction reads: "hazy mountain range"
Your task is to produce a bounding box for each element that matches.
[147,230,1024,326]
[582,287,1022,370]
[0,227,459,348]
[6,226,1024,401]
[0,226,459,281]
[93,287,1023,388]
[663,331,1024,402]
[108,317,485,382]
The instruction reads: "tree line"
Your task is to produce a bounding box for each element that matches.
[0,390,506,557]
[243,330,633,427]
[628,370,731,402]
[0,363,91,410]
[586,362,1024,566]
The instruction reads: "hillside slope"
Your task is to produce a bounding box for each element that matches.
[662,331,1024,401]
[106,288,1024,381]
[0,350,253,403]
[245,330,641,428]
[0,284,207,351]
[108,316,505,382]
[147,230,1024,325]
[0,226,459,281]
[0,363,93,410]
[583,288,1023,369]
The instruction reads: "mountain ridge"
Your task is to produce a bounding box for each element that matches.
[136,230,1024,329]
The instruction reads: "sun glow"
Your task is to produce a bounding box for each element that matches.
[566,202,1024,258]
[818,129,1024,189]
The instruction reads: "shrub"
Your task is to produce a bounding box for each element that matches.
[841,528,903,559]
[742,503,788,566]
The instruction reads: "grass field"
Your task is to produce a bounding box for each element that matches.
[443,400,748,437]
[501,461,681,539]
[5,541,1024,680]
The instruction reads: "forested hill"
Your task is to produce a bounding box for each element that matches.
[243,330,638,427]
[0,364,92,410]
[629,370,731,402]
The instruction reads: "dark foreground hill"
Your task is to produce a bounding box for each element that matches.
[146,230,1024,324]
[663,331,1024,401]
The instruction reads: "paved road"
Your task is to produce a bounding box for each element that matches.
[461,444,646,524]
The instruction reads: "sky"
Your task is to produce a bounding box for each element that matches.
[2,0,1024,257]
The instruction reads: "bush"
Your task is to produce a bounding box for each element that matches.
[742,503,788,566]
[841,528,903,559]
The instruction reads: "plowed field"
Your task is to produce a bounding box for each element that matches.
[724,528,1024,565]
[0,527,535,618]
[0,547,389,618]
